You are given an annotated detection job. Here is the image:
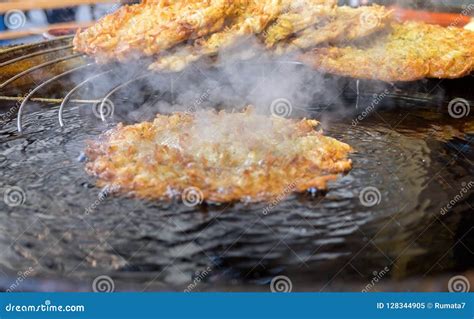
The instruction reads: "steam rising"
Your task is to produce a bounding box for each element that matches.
[86,39,352,124]
[74,1,464,133]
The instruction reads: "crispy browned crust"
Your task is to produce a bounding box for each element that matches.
[149,0,287,71]
[298,21,474,82]
[148,3,392,72]
[264,2,337,48]
[74,0,236,62]
[85,108,353,203]
[275,4,392,54]
[75,2,474,81]
[74,1,390,67]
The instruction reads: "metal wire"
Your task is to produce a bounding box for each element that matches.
[99,73,154,121]
[58,69,114,127]
[2,40,306,132]
[17,63,95,133]
[0,37,157,131]
[0,44,74,68]
[0,35,74,56]
[0,53,85,90]
[0,96,100,104]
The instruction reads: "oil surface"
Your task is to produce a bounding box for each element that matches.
[0,100,472,292]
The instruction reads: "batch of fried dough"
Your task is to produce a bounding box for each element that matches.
[85,107,353,202]
[74,0,474,82]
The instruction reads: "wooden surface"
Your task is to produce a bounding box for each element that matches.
[0,0,120,14]
[0,0,122,40]
[0,21,92,40]
[392,6,472,27]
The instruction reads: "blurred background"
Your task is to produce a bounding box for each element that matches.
[0,0,473,46]
[0,1,138,46]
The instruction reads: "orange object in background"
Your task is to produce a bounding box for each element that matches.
[391,6,472,27]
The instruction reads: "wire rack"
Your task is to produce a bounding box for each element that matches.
[1,35,473,134]
[0,35,158,132]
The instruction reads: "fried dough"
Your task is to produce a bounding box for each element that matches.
[85,108,353,203]
[75,1,474,81]
[74,0,236,62]
[275,5,392,54]
[298,21,474,81]
[149,0,286,71]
